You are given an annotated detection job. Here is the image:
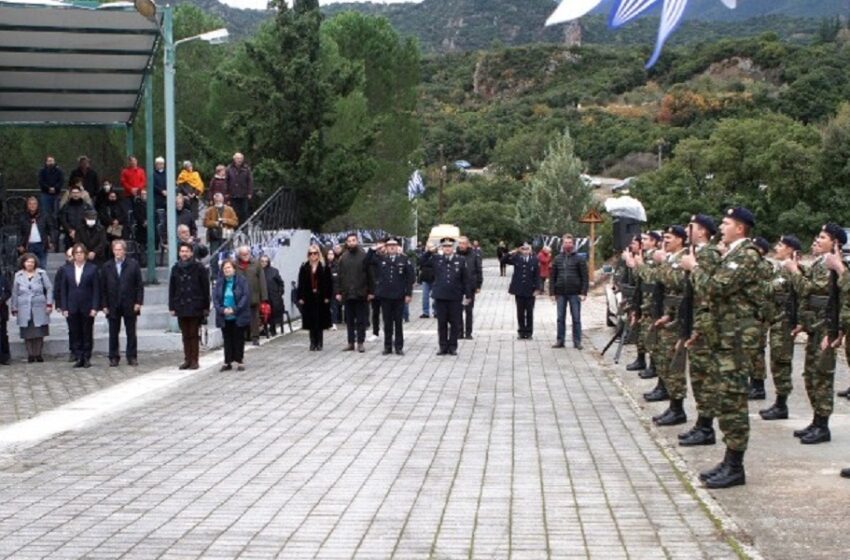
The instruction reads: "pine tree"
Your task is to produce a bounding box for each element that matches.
[516,129,592,237]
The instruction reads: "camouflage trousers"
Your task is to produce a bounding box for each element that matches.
[768,319,794,397]
[658,328,686,399]
[750,325,768,381]
[633,320,644,353]
[803,328,835,417]
[639,314,656,356]
[713,349,750,452]
[689,337,718,418]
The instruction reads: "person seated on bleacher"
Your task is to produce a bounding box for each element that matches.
[177,224,208,261]
[175,194,196,237]
[58,184,93,250]
[98,189,129,246]
[17,196,53,267]
[76,210,108,266]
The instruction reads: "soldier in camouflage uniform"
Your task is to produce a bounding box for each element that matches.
[759,235,802,421]
[617,235,646,372]
[835,245,850,402]
[785,223,846,445]
[747,237,774,401]
[627,232,664,397]
[650,225,689,426]
[678,215,722,446]
[681,207,761,489]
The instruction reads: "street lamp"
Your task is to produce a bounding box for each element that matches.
[133,0,228,275]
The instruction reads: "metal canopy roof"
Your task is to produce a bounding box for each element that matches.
[0,0,161,126]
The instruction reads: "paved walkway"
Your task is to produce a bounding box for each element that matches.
[0,263,739,559]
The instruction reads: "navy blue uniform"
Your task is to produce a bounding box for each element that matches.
[424,251,472,354]
[369,250,415,352]
[502,253,541,338]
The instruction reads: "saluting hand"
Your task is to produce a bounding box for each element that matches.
[824,249,845,274]
[680,253,697,272]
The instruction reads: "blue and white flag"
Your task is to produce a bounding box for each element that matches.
[407,170,425,201]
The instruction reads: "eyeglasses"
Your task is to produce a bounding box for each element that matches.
[308,251,319,255]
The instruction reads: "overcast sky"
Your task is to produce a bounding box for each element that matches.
[219,0,423,11]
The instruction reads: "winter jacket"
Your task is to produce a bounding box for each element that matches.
[235,258,268,306]
[416,249,435,283]
[502,253,541,297]
[176,207,196,237]
[207,175,228,202]
[537,250,552,279]
[120,166,146,198]
[297,262,333,330]
[58,198,93,236]
[10,269,53,328]
[203,205,238,242]
[68,167,100,199]
[456,248,483,291]
[213,274,251,328]
[18,211,53,251]
[76,224,108,264]
[550,251,589,297]
[169,260,210,318]
[226,164,253,199]
[38,165,64,195]
[153,169,167,210]
[335,247,372,301]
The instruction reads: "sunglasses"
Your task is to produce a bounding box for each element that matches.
[308,251,319,255]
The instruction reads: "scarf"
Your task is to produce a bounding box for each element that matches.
[176,170,205,194]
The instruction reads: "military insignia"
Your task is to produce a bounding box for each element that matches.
[727,262,739,270]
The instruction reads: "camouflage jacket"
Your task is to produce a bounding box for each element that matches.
[656,249,687,320]
[636,249,658,315]
[768,261,796,326]
[690,238,763,351]
[791,256,830,333]
[692,243,722,338]
[836,267,850,329]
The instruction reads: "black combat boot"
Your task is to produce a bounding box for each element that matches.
[793,414,817,438]
[704,448,746,489]
[841,467,850,479]
[800,414,831,444]
[837,385,850,398]
[699,448,730,482]
[747,378,766,400]
[643,379,669,402]
[759,394,789,421]
[626,352,646,371]
[680,416,716,446]
[639,358,657,379]
[654,398,687,426]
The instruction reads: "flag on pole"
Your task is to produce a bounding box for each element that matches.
[407,170,425,201]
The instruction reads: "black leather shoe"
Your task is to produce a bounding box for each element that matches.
[109,359,119,367]
[655,409,687,426]
[357,344,365,353]
[178,362,190,370]
[395,349,404,356]
[837,386,850,398]
[800,426,831,444]
[704,450,746,489]
[419,314,429,319]
[551,342,565,348]
[437,350,448,356]
[448,350,458,356]
[382,348,393,355]
[639,367,657,379]
[28,356,35,363]
[128,358,138,366]
[680,427,716,446]
[759,404,789,421]
[82,359,91,368]
[343,344,355,352]
[73,360,84,368]
[36,356,44,363]
[841,467,850,479]
[458,334,465,340]
[643,386,669,402]
[626,355,646,371]
[465,335,474,340]
[220,364,233,372]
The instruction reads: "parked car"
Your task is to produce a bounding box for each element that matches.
[453,160,472,171]
[581,174,603,189]
[612,176,636,193]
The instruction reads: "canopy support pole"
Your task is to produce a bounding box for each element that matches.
[144,76,157,284]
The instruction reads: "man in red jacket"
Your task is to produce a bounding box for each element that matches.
[120,156,147,200]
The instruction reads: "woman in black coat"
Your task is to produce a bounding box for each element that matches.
[259,255,285,336]
[297,244,333,351]
[168,242,210,369]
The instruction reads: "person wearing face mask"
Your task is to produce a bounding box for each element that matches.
[203,192,239,274]
[58,185,93,250]
[99,189,129,247]
[76,210,108,265]
[94,180,113,214]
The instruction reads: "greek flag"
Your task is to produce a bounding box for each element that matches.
[407,170,425,201]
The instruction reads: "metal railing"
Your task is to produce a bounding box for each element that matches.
[207,187,299,268]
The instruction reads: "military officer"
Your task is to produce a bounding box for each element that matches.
[681,207,761,489]
[502,242,541,339]
[759,235,802,421]
[785,223,846,445]
[679,214,722,446]
[422,238,471,356]
[368,237,415,356]
[650,225,689,427]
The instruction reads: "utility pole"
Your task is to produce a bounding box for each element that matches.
[438,144,446,221]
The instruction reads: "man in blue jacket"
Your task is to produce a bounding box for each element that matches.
[61,243,101,368]
[502,242,541,340]
[368,237,415,355]
[422,238,472,356]
[38,155,64,221]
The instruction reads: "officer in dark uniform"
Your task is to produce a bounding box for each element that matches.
[501,242,541,339]
[422,237,471,356]
[368,237,415,355]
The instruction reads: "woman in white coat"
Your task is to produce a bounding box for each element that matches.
[10,253,53,362]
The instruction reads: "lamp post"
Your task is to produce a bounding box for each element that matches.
[133,0,228,272]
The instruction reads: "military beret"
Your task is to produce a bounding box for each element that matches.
[647,231,662,242]
[666,225,687,240]
[440,237,455,246]
[779,235,802,252]
[752,237,770,255]
[725,207,755,228]
[821,223,847,246]
[690,214,717,236]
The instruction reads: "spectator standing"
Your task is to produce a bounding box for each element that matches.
[60,244,99,368]
[169,242,210,370]
[176,160,204,220]
[502,242,541,340]
[297,245,333,351]
[58,185,93,250]
[119,156,146,214]
[226,152,254,225]
[538,245,553,293]
[76,209,108,266]
[177,225,209,261]
[153,157,167,211]
[38,155,64,222]
[422,238,471,356]
[549,234,589,350]
[417,243,435,318]
[368,237,414,355]
[101,240,144,367]
[10,253,53,363]
[456,236,482,339]
[235,246,268,346]
[260,255,285,336]
[496,241,509,277]
[326,249,341,328]
[175,194,196,237]
[0,273,11,365]
[93,180,113,214]
[335,233,372,353]
[213,259,250,371]
[53,248,75,362]
[18,196,52,266]
[368,243,385,341]
[207,165,228,203]
[132,189,158,260]
[68,156,99,201]
[203,192,238,274]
